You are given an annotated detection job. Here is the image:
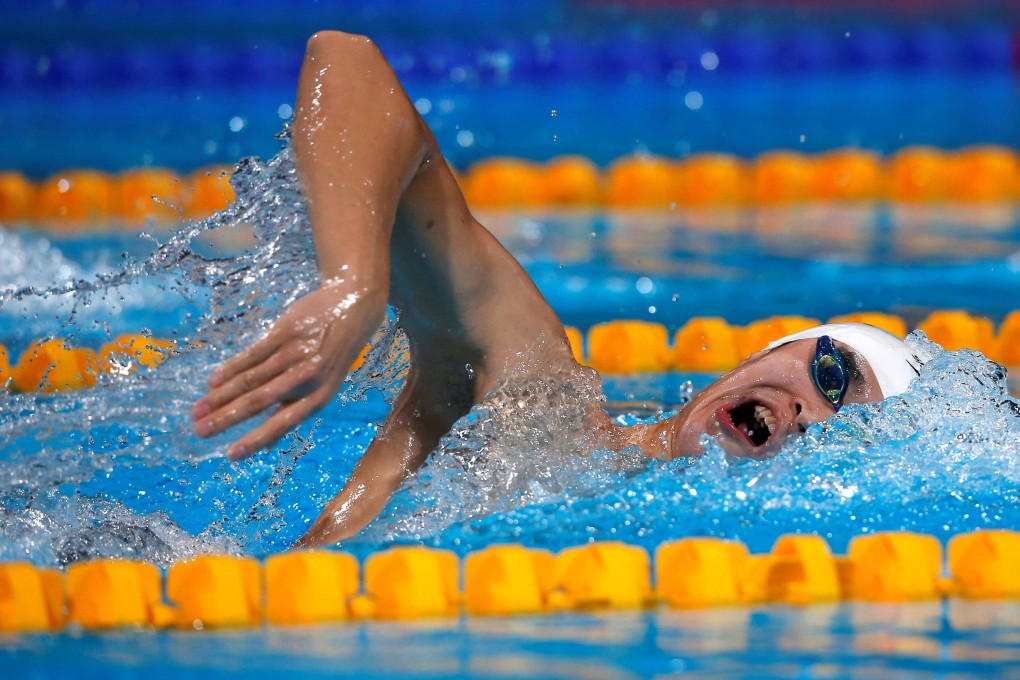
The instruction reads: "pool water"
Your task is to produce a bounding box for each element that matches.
[10,72,1020,178]
[1,145,1018,566]
[1,146,1019,680]
[2,602,1019,679]
[3,2,1020,678]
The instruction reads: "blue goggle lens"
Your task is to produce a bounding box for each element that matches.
[812,335,849,412]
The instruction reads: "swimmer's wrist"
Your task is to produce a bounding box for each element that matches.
[318,271,387,299]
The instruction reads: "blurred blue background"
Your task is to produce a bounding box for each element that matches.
[2,0,1018,177]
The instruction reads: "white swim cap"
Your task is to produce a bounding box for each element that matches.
[766,323,923,398]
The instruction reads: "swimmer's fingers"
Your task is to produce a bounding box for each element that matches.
[207,330,285,389]
[196,356,325,439]
[193,340,311,427]
[226,391,330,461]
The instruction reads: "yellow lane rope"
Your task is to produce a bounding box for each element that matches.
[1,530,1017,632]
[1,145,1017,227]
[1,310,1015,393]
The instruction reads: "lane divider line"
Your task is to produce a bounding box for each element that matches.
[1,530,1017,632]
[1,310,1014,394]
[1,145,1017,227]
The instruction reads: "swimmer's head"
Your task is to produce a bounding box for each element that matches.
[666,322,924,459]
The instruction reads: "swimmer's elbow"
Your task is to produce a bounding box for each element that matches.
[305,30,382,64]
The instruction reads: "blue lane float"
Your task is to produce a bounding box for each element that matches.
[0,25,1015,93]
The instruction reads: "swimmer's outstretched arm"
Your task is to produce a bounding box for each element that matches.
[193,32,425,460]
[194,31,576,544]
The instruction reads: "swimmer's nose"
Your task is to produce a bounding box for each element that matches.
[793,399,808,433]
[792,396,830,433]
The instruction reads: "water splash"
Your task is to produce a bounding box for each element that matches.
[357,332,1020,555]
[1,135,1018,566]
[0,136,409,565]
[358,357,614,544]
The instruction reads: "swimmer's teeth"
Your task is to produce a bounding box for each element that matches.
[754,404,777,436]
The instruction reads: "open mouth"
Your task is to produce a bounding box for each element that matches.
[723,400,777,449]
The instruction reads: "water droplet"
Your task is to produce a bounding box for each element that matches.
[414,98,432,115]
[700,51,719,71]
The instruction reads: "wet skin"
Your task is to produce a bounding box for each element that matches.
[191,31,889,546]
[636,338,884,460]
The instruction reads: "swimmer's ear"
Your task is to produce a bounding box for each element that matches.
[735,348,769,368]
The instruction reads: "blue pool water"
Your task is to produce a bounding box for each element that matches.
[4,603,1020,679]
[4,0,1019,176]
[3,3,1020,676]
[8,72,1020,177]
[1,145,1018,568]
[0,144,1018,679]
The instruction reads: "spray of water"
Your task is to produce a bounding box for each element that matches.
[0,137,404,565]
[1,136,1018,566]
[366,332,1020,555]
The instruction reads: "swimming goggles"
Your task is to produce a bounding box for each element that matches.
[811,335,849,412]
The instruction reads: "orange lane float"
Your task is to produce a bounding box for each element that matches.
[826,312,908,339]
[33,170,114,225]
[11,339,99,393]
[1,530,1017,634]
[842,532,945,601]
[672,317,742,373]
[0,171,34,223]
[185,165,236,219]
[362,546,460,619]
[949,146,1020,203]
[811,148,885,203]
[542,155,602,206]
[66,559,170,629]
[6,145,1019,229]
[564,326,586,365]
[114,167,184,225]
[0,563,63,633]
[166,555,262,629]
[264,551,360,625]
[948,530,1020,600]
[460,157,546,209]
[587,319,672,373]
[679,153,746,206]
[888,146,950,203]
[992,310,1020,367]
[750,151,815,205]
[552,541,652,610]
[0,344,10,389]
[98,335,177,376]
[916,310,995,354]
[754,534,842,605]
[737,315,821,361]
[464,545,554,616]
[654,538,750,608]
[604,154,682,208]
[4,307,1019,397]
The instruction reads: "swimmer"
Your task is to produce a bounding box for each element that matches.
[190,31,924,546]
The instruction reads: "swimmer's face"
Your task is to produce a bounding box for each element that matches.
[667,339,883,459]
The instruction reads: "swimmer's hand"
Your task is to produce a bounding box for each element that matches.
[192,278,386,460]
